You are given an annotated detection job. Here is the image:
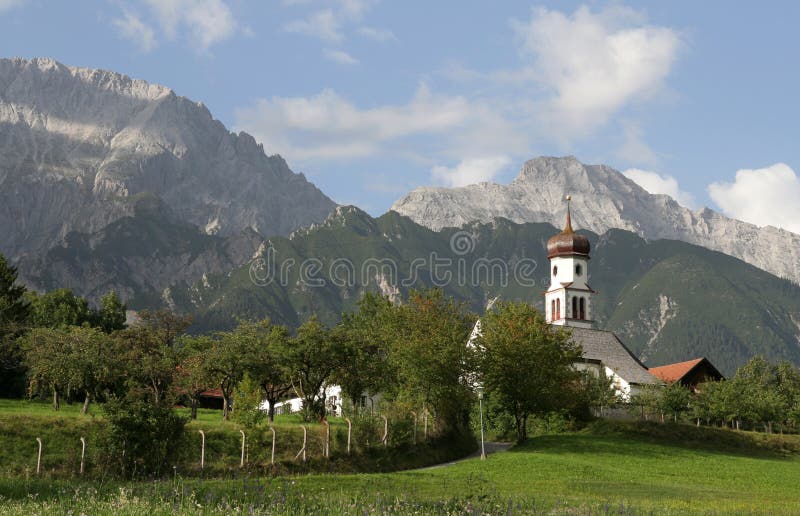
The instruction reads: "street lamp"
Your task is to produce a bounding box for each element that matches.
[477,386,486,460]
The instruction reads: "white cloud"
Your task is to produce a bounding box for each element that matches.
[144,0,237,50]
[617,120,658,167]
[234,84,522,163]
[323,48,359,65]
[0,0,25,13]
[708,163,800,233]
[284,9,342,43]
[357,26,395,42]
[512,5,681,140]
[623,168,695,207]
[284,0,374,44]
[112,10,157,53]
[431,156,511,188]
[114,0,238,52]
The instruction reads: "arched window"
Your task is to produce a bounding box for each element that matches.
[579,297,586,320]
[551,299,555,320]
[556,298,561,320]
[572,297,578,319]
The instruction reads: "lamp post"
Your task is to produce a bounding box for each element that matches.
[477,387,486,460]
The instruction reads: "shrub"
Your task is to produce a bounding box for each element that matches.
[100,397,187,478]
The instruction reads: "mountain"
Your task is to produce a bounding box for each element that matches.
[0,57,336,260]
[16,194,262,308]
[391,156,800,285]
[176,207,800,375]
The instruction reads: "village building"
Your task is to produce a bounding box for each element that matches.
[649,358,724,392]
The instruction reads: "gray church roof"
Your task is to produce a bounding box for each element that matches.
[570,328,662,385]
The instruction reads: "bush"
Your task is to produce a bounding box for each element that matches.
[100,397,187,478]
[232,373,266,430]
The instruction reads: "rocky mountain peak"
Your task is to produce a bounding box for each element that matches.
[391,156,800,284]
[0,57,336,260]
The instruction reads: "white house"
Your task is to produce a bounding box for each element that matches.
[260,385,381,417]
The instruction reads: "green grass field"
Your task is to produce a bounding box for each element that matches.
[1,416,799,514]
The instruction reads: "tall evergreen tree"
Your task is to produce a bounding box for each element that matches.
[0,254,30,397]
[0,254,29,325]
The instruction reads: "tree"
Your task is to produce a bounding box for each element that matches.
[26,289,93,328]
[136,308,193,347]
[477,301,581,442]
[579,368,619,417]
[734,357,785,432]
[115,325,178,405]
[629,384,664,421]
[0,254,30,397]
[389,289,475,434]
[245,320,292,423]
[60,326,121,414]
[206,321,262,420]
[93,291,127,333]
[660,383,692,422]
[19,328,73,410]
[775,361,800,430]
[175,335,215,420]
[277,316,342,420]
[334,292,395,410]
[232,372,267,429]
[0,254,29,325]
[21,326,119,412]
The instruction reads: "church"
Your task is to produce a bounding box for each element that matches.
[542,197,662,399]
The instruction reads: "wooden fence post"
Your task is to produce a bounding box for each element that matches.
[345,418,352,455]
[239,429,246,468]
[36,437,42,475]
[198,430,205,470]
[295,426,307,462]
[80,437,86,475]
[323,420,330,458]
[269,427,276,465]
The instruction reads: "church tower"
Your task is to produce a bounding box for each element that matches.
[544,196,595,329]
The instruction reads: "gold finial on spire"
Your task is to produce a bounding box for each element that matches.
[563,195,574,233]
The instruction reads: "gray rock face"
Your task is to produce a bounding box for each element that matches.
[0,57,337,259]
[391,156,800,283]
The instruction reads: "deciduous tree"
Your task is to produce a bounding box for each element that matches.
[477,301,581,442]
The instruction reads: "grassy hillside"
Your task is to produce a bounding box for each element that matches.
[2,420,799,514]
[180,209,800,374]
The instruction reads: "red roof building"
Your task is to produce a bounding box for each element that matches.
[649,357,724,392]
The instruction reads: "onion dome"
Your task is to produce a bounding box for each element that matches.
[546,197,590,259]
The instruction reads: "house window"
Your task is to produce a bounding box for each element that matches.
[553,265,558,277]
[579,297,586,320]
[556,298,561,320]
[572,297,578,319]
[575,264,582,276]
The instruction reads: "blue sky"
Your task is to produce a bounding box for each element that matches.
[2,0,800,231]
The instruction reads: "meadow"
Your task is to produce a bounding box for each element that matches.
[1,409,799,514]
